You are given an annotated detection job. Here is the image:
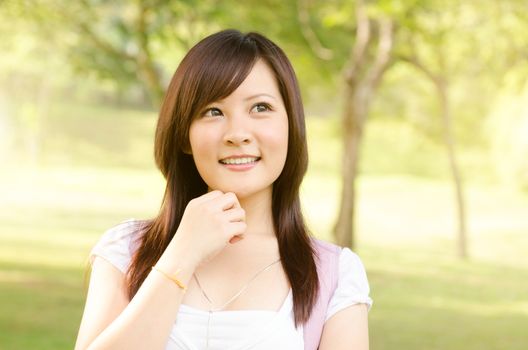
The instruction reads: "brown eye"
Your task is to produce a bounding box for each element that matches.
[203,107,223,118]
[251,103,272,113]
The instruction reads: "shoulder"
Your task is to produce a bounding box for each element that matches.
[310,237,342,258]
[309,237,366,269]
[338,247,367,273]
[89,218,146,274]
[308,237,373,313]
[309,238,368,285]
[98,218,140,240]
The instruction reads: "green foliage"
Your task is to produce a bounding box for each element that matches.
[3,0,528,186]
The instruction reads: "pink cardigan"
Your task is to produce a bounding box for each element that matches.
[303,238,342,350]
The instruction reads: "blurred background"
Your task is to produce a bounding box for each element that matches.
[1,0,527,349]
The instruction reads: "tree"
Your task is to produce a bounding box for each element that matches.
[333,2,395,249]
[22,0,222,108]
[298,0,396,248]
[298,0,528,255]
[393,0,528,258]
[394,2,468,258]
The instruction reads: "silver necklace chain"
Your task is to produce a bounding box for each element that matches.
[192,258,282,349]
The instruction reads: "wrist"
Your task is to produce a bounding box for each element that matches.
[154,256,195,286]
[151,266,188,291]
[156,236,198,282]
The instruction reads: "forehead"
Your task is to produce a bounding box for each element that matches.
[224,59,281,100]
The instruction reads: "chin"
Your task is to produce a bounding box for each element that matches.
[211,183,271,200]
[234,189,260,199]
[224,188,254,199]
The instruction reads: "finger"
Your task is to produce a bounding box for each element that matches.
[229,221,247,237]
[212,192,241,211]
[224,208,245,223]
[229,235,244,244]
[192,190,224,205]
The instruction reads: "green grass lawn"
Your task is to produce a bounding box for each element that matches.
[1,103,527,349]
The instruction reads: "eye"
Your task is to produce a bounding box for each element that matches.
[202,107,223,118]
[251,103,272,113]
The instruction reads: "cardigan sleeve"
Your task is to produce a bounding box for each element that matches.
[325,247,373,322]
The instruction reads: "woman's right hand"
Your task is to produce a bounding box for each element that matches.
[164,190,247,269]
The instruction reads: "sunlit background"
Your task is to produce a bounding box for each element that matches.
[1,1,527,349]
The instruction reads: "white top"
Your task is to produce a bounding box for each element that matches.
[90,219,373,350]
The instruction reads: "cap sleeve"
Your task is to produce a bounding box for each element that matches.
[89,219,140,274]
[325,247,373,322]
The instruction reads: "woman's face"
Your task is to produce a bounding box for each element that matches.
[188,59,289,200]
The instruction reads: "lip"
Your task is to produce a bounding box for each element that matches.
[219,156,260,172]
[219,154,260,161]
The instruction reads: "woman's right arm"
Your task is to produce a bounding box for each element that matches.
[74,240,196,350]
[74,191,246,350]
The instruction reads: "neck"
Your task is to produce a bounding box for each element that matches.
[237,187,275,239]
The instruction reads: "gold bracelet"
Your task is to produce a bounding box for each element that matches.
[152,266,187,291]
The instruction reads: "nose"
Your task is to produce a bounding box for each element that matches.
[223,115,253,146]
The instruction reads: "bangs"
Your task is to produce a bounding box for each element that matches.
[182,32,260,119]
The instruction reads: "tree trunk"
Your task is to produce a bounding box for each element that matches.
[331,15,394,250]
[398,53,469,259]
[333,84,366,249]
[296,0,394,249]
[435,78,468,259]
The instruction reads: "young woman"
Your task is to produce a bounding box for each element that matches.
[75,29,372,350]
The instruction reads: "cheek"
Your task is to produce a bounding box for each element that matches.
[262,120,289,158]
[189,126,218,159]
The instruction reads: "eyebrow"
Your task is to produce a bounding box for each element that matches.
[244,93,277,101]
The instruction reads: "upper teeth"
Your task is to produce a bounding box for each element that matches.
[221,157,259,165]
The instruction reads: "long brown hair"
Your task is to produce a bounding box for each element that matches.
[127,29,318,328]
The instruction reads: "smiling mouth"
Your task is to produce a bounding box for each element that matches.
[218,157,261,165]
